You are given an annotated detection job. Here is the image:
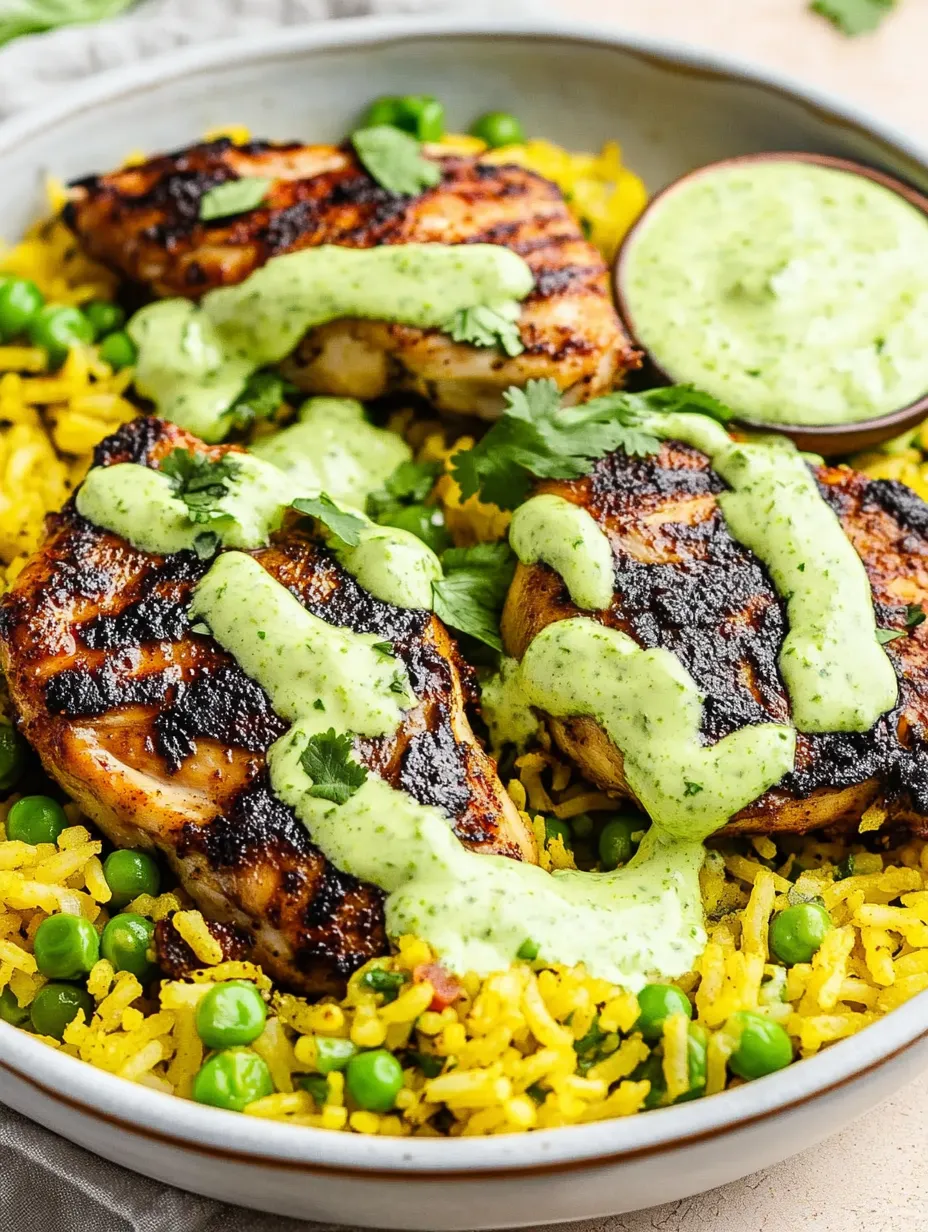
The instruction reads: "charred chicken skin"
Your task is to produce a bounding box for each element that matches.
[0,417,535,995]
[63,138,639,418]
[502,439,928,835]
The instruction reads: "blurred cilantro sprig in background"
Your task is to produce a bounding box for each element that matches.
[811,0,898,36]
[0,1,134,49]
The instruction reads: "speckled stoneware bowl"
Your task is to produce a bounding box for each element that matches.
[1,15,928,1229]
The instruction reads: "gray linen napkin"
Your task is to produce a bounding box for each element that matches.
[0,1,543,1228]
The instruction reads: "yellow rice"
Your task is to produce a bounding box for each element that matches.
[0,134,922,1136]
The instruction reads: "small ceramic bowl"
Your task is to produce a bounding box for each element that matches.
[2,14,928,1230]
[614,151,928,456]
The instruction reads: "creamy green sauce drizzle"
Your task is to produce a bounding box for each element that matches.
[509,494,614,610]
[190,552,415,730]
[250,398,411,509]
[622,161,928,425]
[190,553,794,988]
[128,244,534,441]
[77,449,440,610]
[76,453,291,554]
[479,656,542,753]
[643,411,898,732]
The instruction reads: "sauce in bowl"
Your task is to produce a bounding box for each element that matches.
[615,153,928,451]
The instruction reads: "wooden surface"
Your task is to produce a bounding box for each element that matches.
[534,3,928,1230]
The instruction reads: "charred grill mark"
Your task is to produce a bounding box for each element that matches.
[530,265,604,298]
[81,594,189,650]
[179,777,314,867]
[399,714,473,822]
[45,659,175,717]
[153,663,287,770]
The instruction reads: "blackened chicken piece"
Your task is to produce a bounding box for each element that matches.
[64,138,639,418]
[0,417,535,995]
[502,440,928,835]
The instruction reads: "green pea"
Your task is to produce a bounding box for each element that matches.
[727,1010,793,1080]
[0,277,43,340]
[0,723,25,793]
[364,94,445,141]
[195,980,267,1049]
[598,816,642,870]
[517,938,539,961]
[6,795,67,845]
[314,1035,358,1074]
[100,912,155,979]
[544,817,572,850]
[377,504,452,555]
[28,304,94,368]
[570,813,594,840]
[29,983,93,1040]
[675,1023,709,1103]
[33,913,100,980]
[98,330,137,370]
[469,111,526,149]
[192,1048,274,1111]
[0,985,30,1027]
[633,983,693,1042]
[346,1048,404,1112]
[103,848,160,907]
[83,300,125,339]
[769,902,833,966]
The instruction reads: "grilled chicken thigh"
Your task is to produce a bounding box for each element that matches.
[0,418,535,994]
[64,138,639,418]
[502,440,928,836]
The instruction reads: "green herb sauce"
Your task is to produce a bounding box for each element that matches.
[128,244,534,441]
[75,453,289,554]
[190,553,794,989]
[643,411,898,732]
[479,656,542,753]
[250,397,411,508]
[509,494,614,610]
[623,161,928,425]
[77,452,441,610]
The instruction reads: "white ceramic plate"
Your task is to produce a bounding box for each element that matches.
[1,14,928,1229]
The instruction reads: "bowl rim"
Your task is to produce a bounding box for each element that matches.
[612,150,928,448]
[1,9,928,1178]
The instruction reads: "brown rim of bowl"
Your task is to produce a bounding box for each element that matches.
[612,150,928,457]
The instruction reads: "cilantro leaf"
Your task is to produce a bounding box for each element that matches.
[432,542,516,651]
[352,125,442,196]
[193,531,220,560]
[811,0,895,36]
[372,641,394,655]
[160,449,240,523]
[224,370,296,430]
[292,494,367,546]
[444,304,524,358]
[906,604,926,631]
[366,459,442,520]
[359,968,409,1001]
[450,382,736,510]
[449,380,661,510]
[877,628,903,645]
[299,729,367,805]
[199,177,271,221]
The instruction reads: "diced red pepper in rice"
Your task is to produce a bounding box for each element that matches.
[414,962,462,1010]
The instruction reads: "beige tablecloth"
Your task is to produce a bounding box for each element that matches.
[2,2,927,1230]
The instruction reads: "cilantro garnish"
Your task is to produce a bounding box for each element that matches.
[199,177,271,221]
[292,493,366,546]
[811,0,896,36]
[224,370,296,430]
[359,968,409,1001]
[351,125,442,196]
[451,381,734,510]
[444,304,524,358]
[517,938,539,961]
[432,542,516,651]
[366,459,442,520]
[160,449,240,523]
[299,729,367,805]
[406,1050,444,1078]
[299,1075,329,1105]
[372,641,394,656]
[877,604,926,645]
[906,603,926,631]
[192,531,219,560]
[684,781,704,797]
